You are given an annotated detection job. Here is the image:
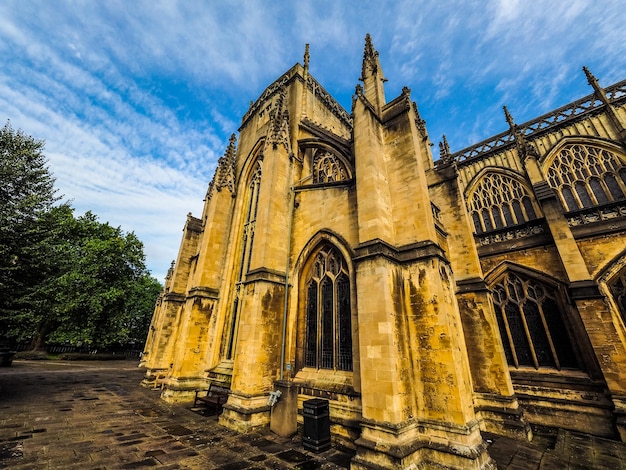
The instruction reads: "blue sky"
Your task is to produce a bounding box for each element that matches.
[1,1,624,281]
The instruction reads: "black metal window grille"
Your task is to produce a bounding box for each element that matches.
[304,246,353,371]
[492,272,579,370]
[547,144,626,211]
[468,172,539,233]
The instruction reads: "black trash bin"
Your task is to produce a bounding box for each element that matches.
[302,398,331,452]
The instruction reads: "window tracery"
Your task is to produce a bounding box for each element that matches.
[491,272,579,370]
[468,172,538,233]
[546,144,626,211]
[312,150,348,184]
[304,246,352,371]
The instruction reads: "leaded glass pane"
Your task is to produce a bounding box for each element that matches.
[542,297,578,368]
[320,277,334,369]
[512,200,524,224]
[337,274,352,371]
[522,196,537,220]
[604,174,624,201]
[472,212,483,233]
[575,182,594,208]
[482,209,493,231]
[305,282,318,367]
[523,300,555,367]
[589,177,608,204]
[502,204,515,226]
[505,302,533,366]
[562,186,577,211]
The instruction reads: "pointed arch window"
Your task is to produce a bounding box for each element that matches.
[468,172,539,233]
[491,272,580,370]
[305,246,352,371]
[312,150,348,184]
[225,160,262,361]
[546,144,626,211]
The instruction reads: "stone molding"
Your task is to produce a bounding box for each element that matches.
[354,238,448,264]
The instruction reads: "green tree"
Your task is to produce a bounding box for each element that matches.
[47,211,161,348]
[1,122,161,349]
[0,121,62,344]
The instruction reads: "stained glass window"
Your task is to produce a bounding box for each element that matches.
[492,272,579,370]
[304,246,353,371]
[546,144,626,211]
[468,173,539,233]
[312,150,348,184]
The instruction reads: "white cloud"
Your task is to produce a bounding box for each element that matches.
[1,0,625,279]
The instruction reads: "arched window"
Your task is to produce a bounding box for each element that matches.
[468,173,539,233]
[312,150,348,184]
[608,268,626,325]
[225,160,262,360]
[546,144,626,211]
[491,272,580,370]
[304,246,352,371]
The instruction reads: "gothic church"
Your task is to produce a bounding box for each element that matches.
[141,35,626,469]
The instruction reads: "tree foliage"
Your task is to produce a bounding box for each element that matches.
[0,122,161,349]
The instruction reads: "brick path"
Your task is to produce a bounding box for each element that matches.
[1,360,626,469]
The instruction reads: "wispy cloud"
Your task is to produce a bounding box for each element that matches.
[1,0,624,279]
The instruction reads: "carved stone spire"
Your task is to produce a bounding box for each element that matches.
[504,106,538,160]
[207,134,237,200]
[583,66,626,144]
[359,33,387,113]
[503,105,515,129]
[303,43,310,73]
[439,135,453,164]
[268,87,292,155]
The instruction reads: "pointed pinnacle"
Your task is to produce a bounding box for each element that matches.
[503,106,515,129]
[304,44,310,70]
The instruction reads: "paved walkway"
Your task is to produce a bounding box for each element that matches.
[1,360,626,469]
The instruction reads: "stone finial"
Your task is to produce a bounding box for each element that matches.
[304,43,310,71]
[268,87,291,153]
[503,105,516,130]
[207,134,238,200]
[438,135,453,165]
[412,102,428,140]
[166,260,175,280]
[360,33,387,82]
[583,66,597,88]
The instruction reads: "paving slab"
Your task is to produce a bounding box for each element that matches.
[2,360,626,469]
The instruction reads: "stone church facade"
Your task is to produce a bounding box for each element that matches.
[140,35,626,469]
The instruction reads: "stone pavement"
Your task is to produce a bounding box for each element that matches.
[1,360,626,469]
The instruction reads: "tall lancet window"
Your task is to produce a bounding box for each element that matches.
[225,161,262,361]
[491,272,579,370]
[305,246,352,371]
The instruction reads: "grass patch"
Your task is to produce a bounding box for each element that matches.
[15,351,130,361]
